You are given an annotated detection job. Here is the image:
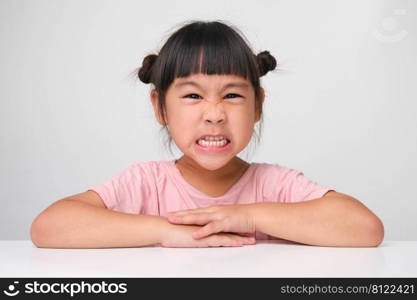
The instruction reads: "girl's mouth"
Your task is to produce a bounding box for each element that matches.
[195,138,231,152]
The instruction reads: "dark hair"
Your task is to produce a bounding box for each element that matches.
[137,20,277,159]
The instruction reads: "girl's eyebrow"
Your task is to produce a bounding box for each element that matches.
[174,80,250,90]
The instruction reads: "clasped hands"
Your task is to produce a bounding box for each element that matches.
[166,204,256,242]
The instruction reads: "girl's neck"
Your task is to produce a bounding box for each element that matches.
[174,155,250,182]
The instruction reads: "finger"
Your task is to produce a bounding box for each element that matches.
[219,235,245,247]
[221,234,255,246]
[235,235,257,245]
[192,221,224,240]
[167,213,213,225]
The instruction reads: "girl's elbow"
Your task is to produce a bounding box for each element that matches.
[30,214,49,248]
[365,215,384,247]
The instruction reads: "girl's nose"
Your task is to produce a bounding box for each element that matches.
[205,117,224,124]
[202,101,226,124]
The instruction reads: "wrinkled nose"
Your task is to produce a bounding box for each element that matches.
[204,103,226,124]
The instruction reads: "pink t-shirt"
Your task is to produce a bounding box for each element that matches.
[88,160,334,240]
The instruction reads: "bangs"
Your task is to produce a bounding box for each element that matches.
[154,21,260,91]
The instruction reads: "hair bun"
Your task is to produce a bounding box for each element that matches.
[138,54,158,84]
[256,51,277,76]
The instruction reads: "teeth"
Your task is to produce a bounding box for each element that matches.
[200,136,226,141]
[197,139,228,147]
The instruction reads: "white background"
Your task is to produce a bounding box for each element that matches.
[0,0,416,240]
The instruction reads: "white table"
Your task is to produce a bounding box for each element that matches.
[1,240,416,277]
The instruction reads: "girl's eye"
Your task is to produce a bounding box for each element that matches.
[184,94,202,99]
[225,93,242,99]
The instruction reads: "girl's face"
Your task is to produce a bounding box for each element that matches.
[151,73,264,171]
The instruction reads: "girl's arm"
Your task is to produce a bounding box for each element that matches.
[167,191,384,247]
[30,192,255,248]
[250,191,384,247]
[30,198,168,248]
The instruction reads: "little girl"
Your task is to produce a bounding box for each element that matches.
[31,20,384,249]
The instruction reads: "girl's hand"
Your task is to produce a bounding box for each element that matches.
[166,204,256,240]
[160,223,256,248]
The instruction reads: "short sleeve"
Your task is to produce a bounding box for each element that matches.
[262,164,334,203]
[256,163,335,240]
[87,163,150,214]
[285,169,334,202]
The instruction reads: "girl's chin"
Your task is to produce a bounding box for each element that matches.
[189,155,237,170]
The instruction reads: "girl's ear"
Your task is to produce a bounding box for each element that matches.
[150,90,167,126]
[255,88,265,123]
